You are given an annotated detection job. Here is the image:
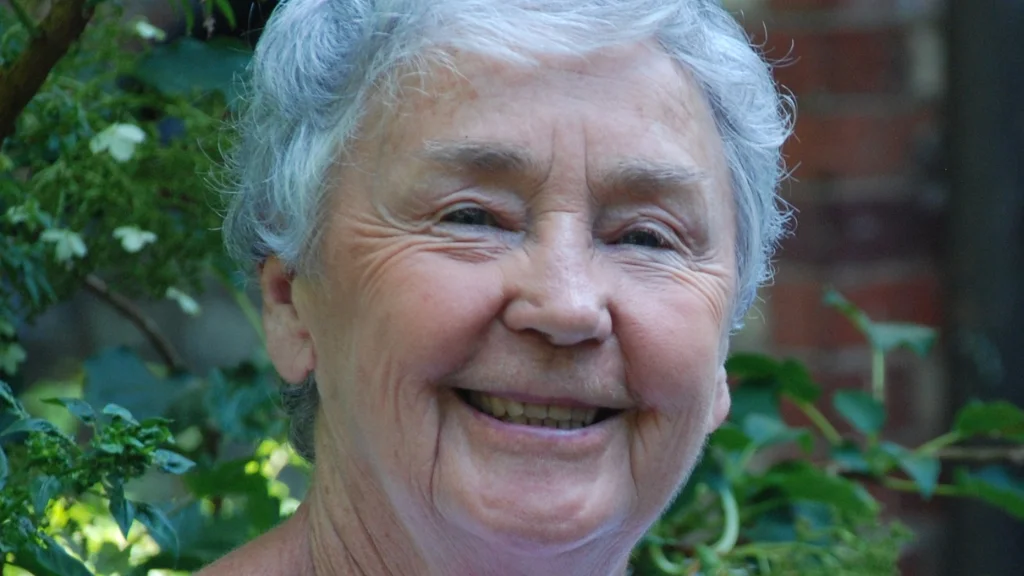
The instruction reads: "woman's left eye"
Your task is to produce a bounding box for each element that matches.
[617,227,673,249]
[440,207,502,228]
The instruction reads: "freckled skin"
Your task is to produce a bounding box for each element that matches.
[200,42,736,576]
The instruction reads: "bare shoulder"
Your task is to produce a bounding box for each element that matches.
[194,507,310,576]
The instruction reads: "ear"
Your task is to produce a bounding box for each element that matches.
[709,364,731,431]
[260,256,316,384]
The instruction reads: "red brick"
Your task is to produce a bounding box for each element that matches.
[785,109,932,179]
[757,28,905,95]
[769,276,942,349]
[780,197,944,264]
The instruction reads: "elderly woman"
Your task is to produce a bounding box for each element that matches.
[203,0,791,574]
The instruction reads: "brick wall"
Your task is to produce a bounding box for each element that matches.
[726,1,949,574]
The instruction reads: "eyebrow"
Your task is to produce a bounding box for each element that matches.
[418,139,548,182]
[596,159,708,201]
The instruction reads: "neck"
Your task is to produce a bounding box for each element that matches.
[303,453,637,576]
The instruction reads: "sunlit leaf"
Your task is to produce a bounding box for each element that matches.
[953,400,1024,438]
[41,397,96,427]
[833,390,886,436]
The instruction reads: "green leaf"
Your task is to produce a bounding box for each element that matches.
[953,400,1024,438]
[742,413,813,452]
[133,38,251,100]
[136,503,179,559]
[102,403,139,425]
[867,322,938,357]
[109,480,136,539]
[213,0,237,28]
[729,379,782,425]
[31,475,62,514]
[710,424,752,452]
[85,347,180,421]
[880,442,941,499]
[833,390,886,436]
[777,359,821,403]
[2,417,61,437]
[0,444,7,490]
[823,289,937,355]
[725,353,780,379]
[0,379,17,409]
[153,449,196,475]
[41,397,97,427]
[955,466,1024,521]
[831,442,870,473]
[17,535,94,576]
[764,463,877,517]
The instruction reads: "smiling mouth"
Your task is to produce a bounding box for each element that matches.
[455,389,622,431]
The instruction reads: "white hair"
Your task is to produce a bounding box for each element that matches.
[221,0,794,461]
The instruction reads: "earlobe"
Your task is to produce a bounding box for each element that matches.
[709,365,731,431]
[260,257,316,384]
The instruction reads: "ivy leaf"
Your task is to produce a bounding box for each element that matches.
[833,390,886,436]
[108,480,136,539]
[133,37,251,100]
[831,442,871,473]
[41,397,97,427]
[102,403,139,425]
[764,463,877,517]
[725,353,779,379]
[31,475,63,514]
[953,400,1024,438]
[777,359,821,403]
[955,466,1024,521]
[880,442,941,499]
[153,449,196,475]
[823,289,937,356]
[710,424,752,452]
[136,503,179,559]
[742,413,813,453]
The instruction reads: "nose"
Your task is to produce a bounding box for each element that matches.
[501,214,613,346]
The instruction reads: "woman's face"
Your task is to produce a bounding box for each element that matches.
[266,42,735,563]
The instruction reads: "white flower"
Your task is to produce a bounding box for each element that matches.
[166,287,201,316]
[113,226,157,253]
[0,342,26,375]
[40,228,87,262]
[89,123,146,163]
[5,205,31,224]
[133,19,167,42]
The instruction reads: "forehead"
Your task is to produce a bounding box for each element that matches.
[360,42,727,188]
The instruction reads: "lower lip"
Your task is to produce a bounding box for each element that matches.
[450,390,620,454]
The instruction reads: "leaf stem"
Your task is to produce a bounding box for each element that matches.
[917,431,963,455]
[881,477,961,497]
[871,348,886,403]
[649,544,688,575]
[795,400,843,446]
[711,486,740,555]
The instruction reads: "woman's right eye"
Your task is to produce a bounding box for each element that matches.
[439,207,501,228]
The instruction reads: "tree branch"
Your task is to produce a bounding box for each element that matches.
[83,274,186,372]
[0,0,95,142]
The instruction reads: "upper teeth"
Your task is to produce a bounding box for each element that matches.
[468,391,598,430]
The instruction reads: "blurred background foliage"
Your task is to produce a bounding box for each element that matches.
[0,0,1022,574]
